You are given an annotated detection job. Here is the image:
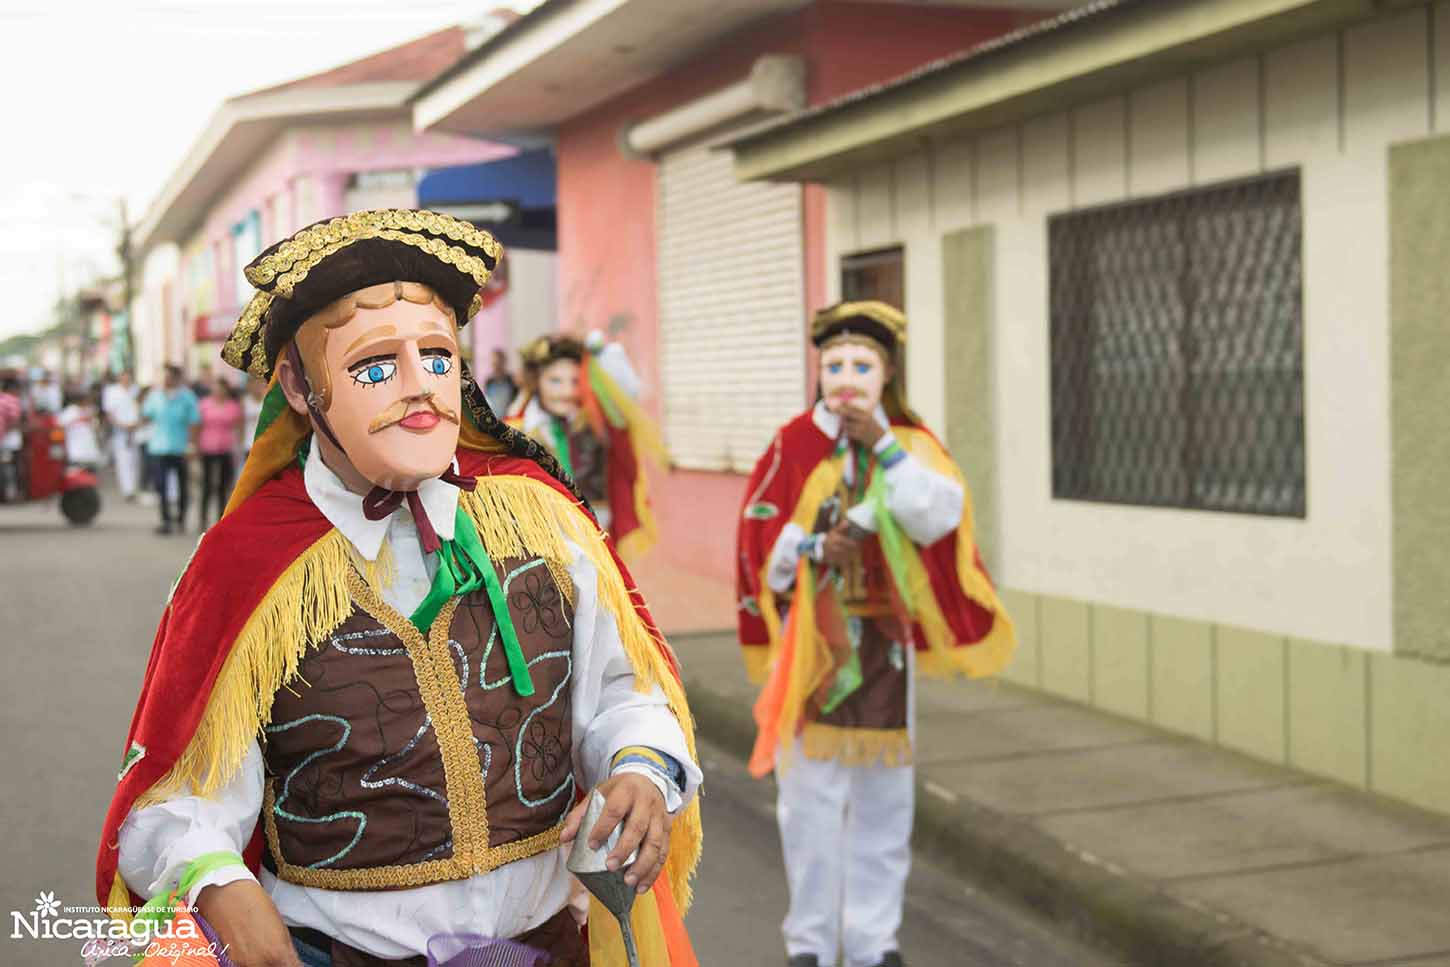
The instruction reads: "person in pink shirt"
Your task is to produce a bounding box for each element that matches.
[196,376,244,530]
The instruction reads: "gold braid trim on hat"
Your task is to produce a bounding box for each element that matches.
[221,291,275,379]
[810,300,908,344]
[245,209,500,287]
[520,336,553,366]
[271,229,495,299]
[222,228,496,377]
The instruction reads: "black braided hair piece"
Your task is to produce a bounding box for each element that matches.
[459,360,591,511]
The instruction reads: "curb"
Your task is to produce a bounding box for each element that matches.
[680,665,1328,967]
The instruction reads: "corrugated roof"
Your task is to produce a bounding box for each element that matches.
[413,0,573,102]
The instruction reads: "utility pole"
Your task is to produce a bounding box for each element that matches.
[116,197,135,375]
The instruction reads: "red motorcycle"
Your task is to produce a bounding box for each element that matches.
[0,410,102,525]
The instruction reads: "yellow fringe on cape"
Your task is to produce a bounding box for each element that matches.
[134,528,357,808]
[133,461,701,945]
[801,723,913,767]
[748,427,1018,766]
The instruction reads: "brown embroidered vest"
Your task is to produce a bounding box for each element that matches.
[261,556,575,891]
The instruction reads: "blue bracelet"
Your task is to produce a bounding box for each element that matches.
[612,748,686,790]
[877,439,908,469]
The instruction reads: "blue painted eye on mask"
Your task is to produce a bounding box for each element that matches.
[826,363,844,374]
[352,361,397,386]
[854,363,872,375]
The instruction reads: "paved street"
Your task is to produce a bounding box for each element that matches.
[689,738,1115,966]
[0,484,1110,967]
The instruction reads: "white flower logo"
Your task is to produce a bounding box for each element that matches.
[33,891,60,917]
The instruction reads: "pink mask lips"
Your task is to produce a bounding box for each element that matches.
[398,411,440,431]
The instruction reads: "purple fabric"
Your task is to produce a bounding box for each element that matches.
[192,911,237,967]
[427,933,550,967]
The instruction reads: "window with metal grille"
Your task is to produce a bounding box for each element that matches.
[1048,172,1305,517]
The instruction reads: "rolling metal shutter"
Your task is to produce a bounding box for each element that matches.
[657,138,805,472]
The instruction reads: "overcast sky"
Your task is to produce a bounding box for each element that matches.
[0,0,537,340]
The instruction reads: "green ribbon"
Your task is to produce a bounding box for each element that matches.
[819,453,915,715]
[253,381,289,443]
[409,506,535,697]
[294,441,534,696]
[133,849,245,938]
[867,467,915,614]
[820,614,864,716]
[548,417,573,478]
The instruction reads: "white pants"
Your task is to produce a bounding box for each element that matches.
[776,741,914,967]
[111,434,139,497]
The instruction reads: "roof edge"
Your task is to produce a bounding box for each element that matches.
[413,0,573,104]
[137,82,421,251]
[729,0,1388,183]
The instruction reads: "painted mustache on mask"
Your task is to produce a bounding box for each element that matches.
[826,388,868,411]
[368,392,460,434]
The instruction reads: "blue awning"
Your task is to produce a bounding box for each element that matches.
[419,148,557,251]
[419,148,556,209]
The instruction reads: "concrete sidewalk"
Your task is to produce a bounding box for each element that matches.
[667,627,1450,967]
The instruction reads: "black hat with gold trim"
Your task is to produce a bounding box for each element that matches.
[810,300,907,356]
[217,209,592,506]
[519,334,585,371]
[222,209,501,380]
[810,299,920,425]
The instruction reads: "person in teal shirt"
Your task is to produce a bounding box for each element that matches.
[143,364,200,535]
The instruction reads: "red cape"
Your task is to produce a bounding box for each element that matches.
[736,409,997,661]
[97,449,677,908]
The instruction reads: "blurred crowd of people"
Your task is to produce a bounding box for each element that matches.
[0,347,525,535]
[0,363,268,534]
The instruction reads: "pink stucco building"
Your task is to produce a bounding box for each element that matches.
[132,25,514,382]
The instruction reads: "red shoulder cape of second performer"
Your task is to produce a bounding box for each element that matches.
[735,406,1012,679]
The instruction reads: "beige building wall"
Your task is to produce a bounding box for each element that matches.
[823,6,1450,653]
[819,3,1450,816]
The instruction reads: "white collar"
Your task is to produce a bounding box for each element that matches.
[303,450,460,562]
[810,399,890,440]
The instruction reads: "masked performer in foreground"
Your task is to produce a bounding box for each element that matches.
[510,333,662,560]
[736,301,1015,967]
[97,210,701,967]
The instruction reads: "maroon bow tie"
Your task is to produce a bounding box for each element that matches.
[361,467,478,555]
